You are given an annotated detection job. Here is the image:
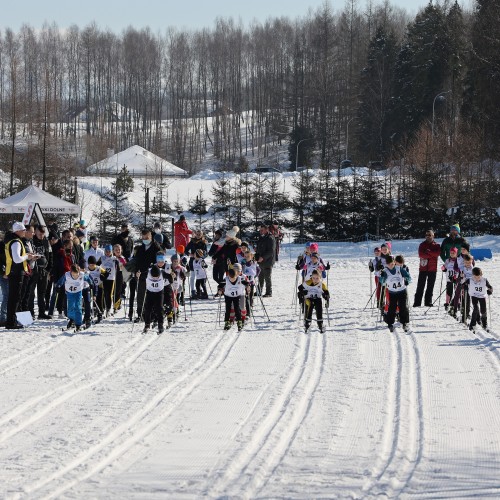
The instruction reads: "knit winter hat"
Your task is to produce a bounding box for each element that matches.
[311,252,319,258]
[176,245,185,254]
[309,243,319,253]
[75,229,85,238]
[450,247,458,254]
[450,224,460,233]
[12,222,26,232]
[105,244,113,252]
[226,226,240,240]
[382,241,392,250]
[87,256,97,265]
[374,247,381,252]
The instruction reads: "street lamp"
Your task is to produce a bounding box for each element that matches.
[295,137,315,171]
[345,117,355,160]
[432,90,451,143]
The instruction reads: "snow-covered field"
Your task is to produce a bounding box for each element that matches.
[0,239,499,499]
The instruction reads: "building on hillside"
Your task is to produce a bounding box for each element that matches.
[87,145,188,178]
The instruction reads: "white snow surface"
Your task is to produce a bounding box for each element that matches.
[1,239,500,499]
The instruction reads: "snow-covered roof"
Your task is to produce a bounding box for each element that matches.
[0,185,80,215]
[88,145,188,177]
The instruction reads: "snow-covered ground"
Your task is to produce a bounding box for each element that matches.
[0,239,499,499]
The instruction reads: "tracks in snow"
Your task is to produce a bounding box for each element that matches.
[18,328,243,499]
[362,329,424,498]
[206,330,326,499]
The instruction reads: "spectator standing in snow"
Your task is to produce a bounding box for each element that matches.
[413,230,441,307]
[440,224,466,262]
[174,215,192,249]
[255,223,276,297]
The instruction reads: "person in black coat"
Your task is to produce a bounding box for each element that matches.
[28,225,53,319]
[111,224,134,259]
[185,229,208,295]
[212,226,241,279]
[208,229,225,284]
[133,228,161,321]
[255,223,276,297]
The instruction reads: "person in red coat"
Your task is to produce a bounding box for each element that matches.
[413,229,441,307]
[174,215,192,249]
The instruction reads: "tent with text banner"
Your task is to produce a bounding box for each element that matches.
[0,185,80,226]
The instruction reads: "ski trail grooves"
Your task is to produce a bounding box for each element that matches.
[0,333,152,444]
[362,331,424,498]
[24,329,242,499]
[361,327,402,496]
[473,329,500,371]
[0,336,66,376]
[207,331,325,499]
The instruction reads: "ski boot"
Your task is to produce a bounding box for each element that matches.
[444,303,449,311]
[66,319,74,330]
[237,320,243,331]
[403,323,411,333]
[75,325,82,332]
[157,325,164,335]
[224,321,231,331]
[128,309,134,321]
[448,305,455,317]
[142,324,150,334]
[85,318,92,329]
[481,315,488,331]
[304,320,311,333]
[318,322,326,334]
[388,324,394,332]
[96,314,103,324]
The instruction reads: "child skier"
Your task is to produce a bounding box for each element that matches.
[241,248,260,312]
[379,255,412,332]
[452,253,474,320]
[217,266,248,331]
[170,254,187,318]
[468,267,493,333]
[297,269,330,333]
[85,255,108,323]
[442,247,459,311]
[56,264,94,331]
[302,252,326,281]
[142,260,171,335]
[369,247,383,301]
[100,244,119,316]
[193,249,209,299]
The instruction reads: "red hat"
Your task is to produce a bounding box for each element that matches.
[450,247,458,253]
[177,245,185,254]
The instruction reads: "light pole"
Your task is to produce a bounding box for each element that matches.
[432,90,451,143]
[345,117,355,160]
[295,137,315,171]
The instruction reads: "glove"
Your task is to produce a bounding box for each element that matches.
[325,262,331,271]
[325,300,330,309]
[295,264,301,270]
[441,265,446,272]
[376,263,384,271]
[487,289,492,295]
[56,285,63,293]
[322,291,330,300]
[369,261,374,272]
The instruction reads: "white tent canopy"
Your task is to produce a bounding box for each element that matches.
[88,145,188,177]
[0,185,80,215]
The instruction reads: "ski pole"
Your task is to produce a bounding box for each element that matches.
[363,287,377,311]
[255,283,270,321]
[183,281,187,321]
[369,269,373,309]
[206,277,214,298]
[424,287,447,315]
[131,287,147,335]
[324,298,330,326]
[217,293,222,326]
[437,270,444,312]
[293,270,299,308]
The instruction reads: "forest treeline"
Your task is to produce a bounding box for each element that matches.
[0,0,499,237]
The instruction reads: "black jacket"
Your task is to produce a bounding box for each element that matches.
[255,233,276,268]
[111,232,135,259]
[212,240,239,272]
[135,240,161,275]
[32,235,53,273]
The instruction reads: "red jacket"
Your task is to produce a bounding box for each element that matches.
[174,220,192,249]
[418,240,441,272]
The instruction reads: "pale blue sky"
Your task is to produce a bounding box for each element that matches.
[0,0,464,34]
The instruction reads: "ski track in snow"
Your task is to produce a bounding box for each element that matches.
[1,243,500,499]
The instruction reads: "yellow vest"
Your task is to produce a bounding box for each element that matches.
[5,238,28,275]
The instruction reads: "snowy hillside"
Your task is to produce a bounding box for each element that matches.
[0,239,499,498]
